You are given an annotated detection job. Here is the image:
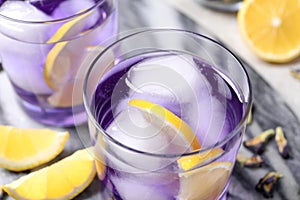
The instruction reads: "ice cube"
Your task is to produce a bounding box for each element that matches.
[112,54,204,135]
[0,1,54,42]
[0,1,57,93]
[0,30,52,94]
[112,54,232,147]
[126,54,202,103]
[52,0,100,29]
[188,63,233,148]
[105,106,192,171]
[198,74,231,147]
[109,174,175,200]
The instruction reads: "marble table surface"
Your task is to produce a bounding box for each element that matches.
[1,0,300,200]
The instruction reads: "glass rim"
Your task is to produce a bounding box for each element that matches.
[83,28,253,158]
[0,0,112,24]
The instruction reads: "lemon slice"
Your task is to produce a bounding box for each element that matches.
[47,46,106,107]
[178,161,232,200]
[44,11,95,91]
[128,99,201,150]
[238,0,300,63]
[48,11,93,44]
[0,126,69,172]
[2,148,96,200]
[178,148,224,170]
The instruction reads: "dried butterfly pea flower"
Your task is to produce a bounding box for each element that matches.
[256,171,283,198]
[243,129,275,154]
[275,127,291,159]
[290,68,300,80]
[236,154,264,168]
[247,108,253,125]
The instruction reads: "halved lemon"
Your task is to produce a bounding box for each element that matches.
[177,161,232,200]
[238,0,300,63]
[0,126,69,172]
[2,148,96,200]
[128,99,201,150]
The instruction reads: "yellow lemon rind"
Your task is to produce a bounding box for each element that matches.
[44,42,70,91]
[179,161,232,177]
[48,11,92,44]
[177,148,225,171]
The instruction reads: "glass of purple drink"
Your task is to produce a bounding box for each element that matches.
[83,29,252,200]
[0,0,118,126]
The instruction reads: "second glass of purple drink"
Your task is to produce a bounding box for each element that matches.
[83,29,252,199]
[0,0,118,126]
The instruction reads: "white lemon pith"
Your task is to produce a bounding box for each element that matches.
[3,148,96,200]
[238,0,300,63]
[0,126,69,172]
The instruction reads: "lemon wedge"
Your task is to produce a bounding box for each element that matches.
[128,99,201,150]
[238,0,300,63]
[3,148,96,200]
[178,161,232,200]
[0,126,69,172]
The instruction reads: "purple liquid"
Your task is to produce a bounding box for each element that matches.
[0,0,118,126]
[29,0,67,15]
[91,52,245,199]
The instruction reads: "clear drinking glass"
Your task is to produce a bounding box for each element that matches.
[83,29,252,200]
[0,0,118,126]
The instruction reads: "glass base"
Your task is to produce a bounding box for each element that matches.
[20,100,87,127]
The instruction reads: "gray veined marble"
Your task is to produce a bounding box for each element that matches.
[1,0,300,199]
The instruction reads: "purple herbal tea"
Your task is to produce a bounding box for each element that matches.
[90,51,246,200]
[0,0,118,126]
